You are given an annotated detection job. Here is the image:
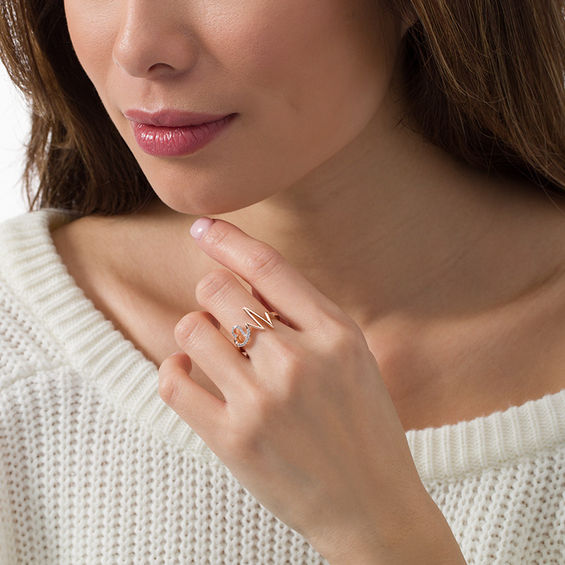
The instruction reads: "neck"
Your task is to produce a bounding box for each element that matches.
[136,109,565,334]
[57,102,565,431]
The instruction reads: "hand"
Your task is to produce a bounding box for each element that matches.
[158,217,466,564]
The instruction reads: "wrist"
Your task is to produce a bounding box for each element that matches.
[329,521,466,565]
[324,490,467,565]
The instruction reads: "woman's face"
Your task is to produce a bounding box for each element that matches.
[64,0,405,215]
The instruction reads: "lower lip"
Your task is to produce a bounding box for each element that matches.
[130,113,237,156]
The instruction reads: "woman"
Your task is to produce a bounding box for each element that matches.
[0,0,564,563]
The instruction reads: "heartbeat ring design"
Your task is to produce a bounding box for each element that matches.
[231,307,281,358]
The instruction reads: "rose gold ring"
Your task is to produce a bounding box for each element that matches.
[231,307,281,358]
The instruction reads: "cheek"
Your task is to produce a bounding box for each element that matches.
[206,1,399,165]
[63,0,116,86]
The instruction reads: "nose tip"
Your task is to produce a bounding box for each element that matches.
[111,8,198,79]
[112,51,175,77]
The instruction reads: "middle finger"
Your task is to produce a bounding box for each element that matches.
[195,268,293,357]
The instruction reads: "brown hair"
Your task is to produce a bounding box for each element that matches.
[0,0,155,216]
[0,0,564,217]
[392,0,565,198]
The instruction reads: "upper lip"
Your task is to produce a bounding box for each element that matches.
[124,109,233,127]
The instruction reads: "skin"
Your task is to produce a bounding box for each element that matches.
[57,0,565,560]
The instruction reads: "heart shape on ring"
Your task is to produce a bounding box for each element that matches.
[232,324,251,347]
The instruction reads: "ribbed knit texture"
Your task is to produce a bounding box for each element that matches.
[0,209,564,564]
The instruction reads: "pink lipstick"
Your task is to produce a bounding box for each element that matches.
[125,110,238,157]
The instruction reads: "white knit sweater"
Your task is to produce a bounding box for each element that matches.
[0,208,564,564]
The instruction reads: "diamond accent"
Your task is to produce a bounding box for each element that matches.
[232,324,251,347]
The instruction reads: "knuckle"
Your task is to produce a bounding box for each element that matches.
[244,244,283,281]
[277,341,305,375]
[329,324,366,364]
[174,312,206,349]
[333,322,360,347]
[309,305,350,338]
[195,269,233,304]
[308,316,364,366]
[274,344,309,396]
[326,315,361,346]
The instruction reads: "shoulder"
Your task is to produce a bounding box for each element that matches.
[0,208,77,294]
[0,208,79,280]
[0,277,66,394]
[0,210,79,392]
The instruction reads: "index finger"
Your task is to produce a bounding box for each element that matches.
[190,217,345,332]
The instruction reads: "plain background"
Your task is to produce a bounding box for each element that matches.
[0,63,32,222]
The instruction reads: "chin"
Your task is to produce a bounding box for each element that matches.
[149,181,261,216]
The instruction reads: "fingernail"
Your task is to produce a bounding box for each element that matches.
[190,217,214,240]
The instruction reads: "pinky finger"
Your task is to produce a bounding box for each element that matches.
[159,351,226,442]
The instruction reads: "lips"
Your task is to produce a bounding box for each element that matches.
[128,113,238,156]
[123,109,232,127]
